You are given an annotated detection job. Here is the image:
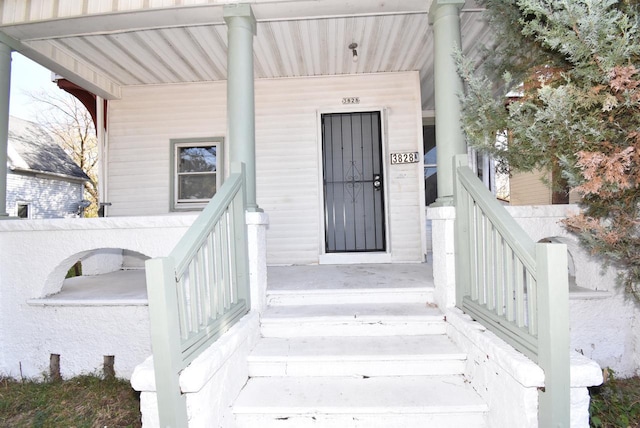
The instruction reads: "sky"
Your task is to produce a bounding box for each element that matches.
[9,53,60,122]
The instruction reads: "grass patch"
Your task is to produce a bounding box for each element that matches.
[590,370,640,427]
[0,375,141,428]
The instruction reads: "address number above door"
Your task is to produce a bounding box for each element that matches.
[390,152,420,164]
[342,97,360,104]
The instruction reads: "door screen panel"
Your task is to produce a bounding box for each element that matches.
[322,112,385,252]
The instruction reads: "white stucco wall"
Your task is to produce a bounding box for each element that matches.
[131,312,261,428]
[107,72,426,265]
[7,171,85,218]
[506,205,640,377]
[446,308,602,428]
[0,215,196,379]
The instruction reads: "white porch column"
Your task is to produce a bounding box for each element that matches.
[246,211,269,313]
[224,4,260,212]
[0,43,11,218]
[429,0,466,206]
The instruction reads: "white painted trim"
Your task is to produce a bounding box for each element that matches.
[315,107,392,263]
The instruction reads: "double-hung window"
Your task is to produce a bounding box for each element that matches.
[171,138,223,211]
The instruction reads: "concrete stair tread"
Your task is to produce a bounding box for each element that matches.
[261,302,443,322]
[233,375,487,414]
[249,335,465,361]
[266,286,435,306]
[268,286,434,295]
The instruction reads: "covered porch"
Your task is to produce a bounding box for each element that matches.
[0,1,492,266]
[0,1,613,427]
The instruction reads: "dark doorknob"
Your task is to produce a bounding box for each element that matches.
[373,174,382,190]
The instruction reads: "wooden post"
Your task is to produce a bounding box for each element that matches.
[103,355,115,380]
[453,154,471,307]
[536,243,570,428]
[230,163,251,310]
[146,257,188,428]
[49,354,61,382]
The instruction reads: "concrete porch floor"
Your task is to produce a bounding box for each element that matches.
[267,263,434,290]
[28,263,434,305]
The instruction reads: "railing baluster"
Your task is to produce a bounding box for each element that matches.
[486,217,495,311]
[215,219,225,316]
[176,276,189,339]
[515,258,525,328]
[527,272,537,335]
[495,236,505,316]
[468,193,477,300]
[207,231,217,321]
[505,246,515,322]
[221,212,231,310]
[188,260,198,334]
[197,247,208,327]
[225,210,237,306]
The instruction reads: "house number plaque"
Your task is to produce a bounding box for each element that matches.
[390,152,420,164]
[342,97,360,104]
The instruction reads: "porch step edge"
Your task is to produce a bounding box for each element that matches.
[266,287,434,306]
[233,376,488,414]
[247,335,466,376]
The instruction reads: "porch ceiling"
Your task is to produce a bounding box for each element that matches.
[0,0,493,111]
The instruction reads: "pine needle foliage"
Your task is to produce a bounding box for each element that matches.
[457,0,640,300]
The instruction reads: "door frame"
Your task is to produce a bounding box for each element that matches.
[316,107,391,264]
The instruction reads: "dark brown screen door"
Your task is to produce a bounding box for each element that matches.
[322,111,386,253]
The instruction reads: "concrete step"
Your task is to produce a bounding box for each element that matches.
[260,303,446,337]
[233,376,488,428]
[266,286,434,306]
[247,334,466,377]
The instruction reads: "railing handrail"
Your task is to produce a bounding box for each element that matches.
[171,170,245,276]
[456,165,536,273]
[145,162,250,428]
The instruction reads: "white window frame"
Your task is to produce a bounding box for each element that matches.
[170,137,224,211]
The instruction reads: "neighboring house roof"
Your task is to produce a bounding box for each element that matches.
[7,116,90,182]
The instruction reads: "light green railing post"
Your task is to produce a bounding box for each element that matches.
[145,257,188,428]
[453,154,471,307]
[536,242,570,428]
[230,162,250,308]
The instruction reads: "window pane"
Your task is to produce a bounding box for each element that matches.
[178,174,217,200]
[424,166,437,179]
[179,146,217,173]
[17,204,28,218]
[423,124,437,205]
[424,147,437,165]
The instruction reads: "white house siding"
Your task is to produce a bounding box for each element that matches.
[510,169,581,206]
[509,170,551,206]
[107,72,425,265]
[6,171,84,218]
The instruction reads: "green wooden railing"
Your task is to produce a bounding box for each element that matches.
[453,154,570,427]
[145,163,250,428]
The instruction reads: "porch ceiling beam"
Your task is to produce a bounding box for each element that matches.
[0,0,434,41]
[0,32,121,100]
